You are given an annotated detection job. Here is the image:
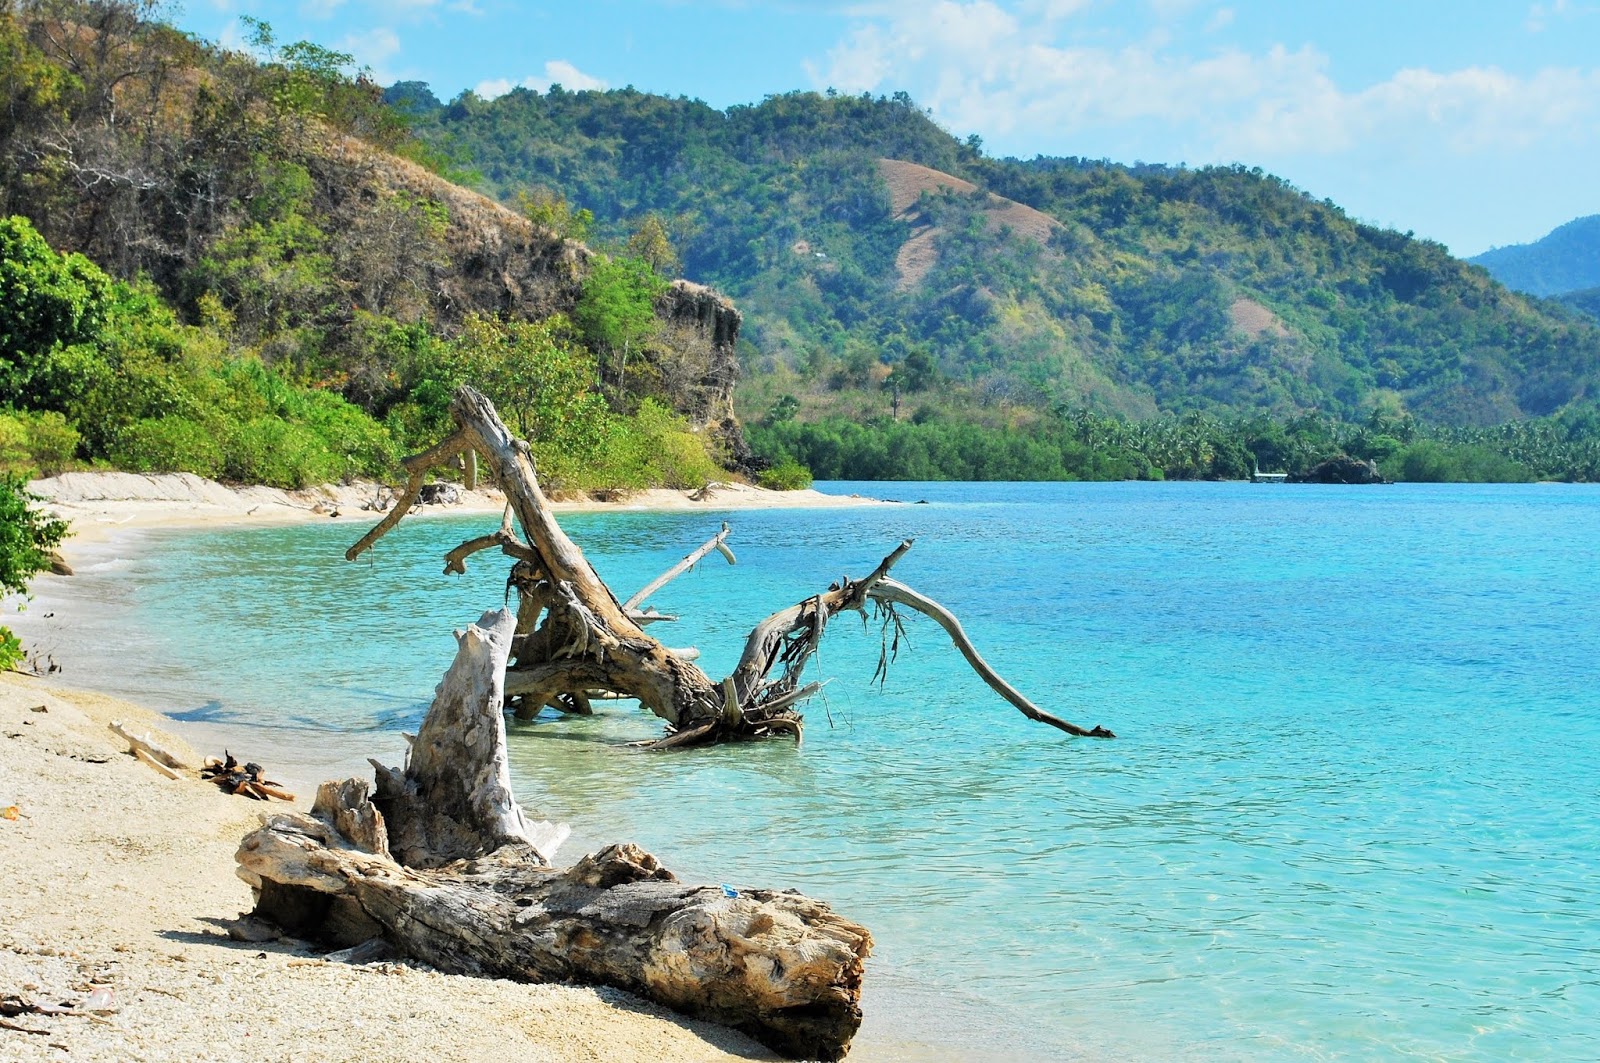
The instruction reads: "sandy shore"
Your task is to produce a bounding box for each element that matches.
[28,471,887,553]
[0,672,785,1062]
[0,472,896,1061]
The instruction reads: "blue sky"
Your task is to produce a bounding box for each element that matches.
[177,1,1600,256]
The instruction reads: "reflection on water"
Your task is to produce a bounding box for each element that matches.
[24,482,1600,1062]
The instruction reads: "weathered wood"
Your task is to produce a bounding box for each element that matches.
[345,387,1113,748]
[235,605,871,1060]
[238,817,870,1060]
[369,608,568,867]
[133,747,182,779]
[346,432,469,562]
[867,579,1115,738]
[109,720,188,769]
[623,522,735,611]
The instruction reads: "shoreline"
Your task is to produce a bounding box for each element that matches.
[27,471,890,557]
[0,471,907,1061]
[0,670,779,1062]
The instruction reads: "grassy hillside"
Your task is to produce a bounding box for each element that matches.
[0,1,734,490]
[399,86,1600,429]
[1471,216,1600,298]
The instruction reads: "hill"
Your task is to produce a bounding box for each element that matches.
[0,2,745,490]
[399,86,1600,428]
[1556,286,1600,321]
[1471,216,1600,298]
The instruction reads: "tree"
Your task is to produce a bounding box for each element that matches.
[0,475,67,670]
[624,213,680,277]
[0,215,114,406]
[573,255,666,395]
[516,186,593,242]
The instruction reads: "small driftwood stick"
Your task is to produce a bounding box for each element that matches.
[109,720,188,769]
[134,748,182,779]
[622,522,735,611]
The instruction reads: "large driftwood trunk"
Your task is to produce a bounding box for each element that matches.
[237,609,872,1060]
[346,386,1113,747]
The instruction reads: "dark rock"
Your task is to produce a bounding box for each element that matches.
[1292,455,1386,484]
[418,482,461,505]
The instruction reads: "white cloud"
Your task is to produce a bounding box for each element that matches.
[1526,0,1570,32]
[475,60,609,100]
[340,27,401,79]
[475,77,517,99]
[805,1,1600,165]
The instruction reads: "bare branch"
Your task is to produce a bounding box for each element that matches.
[346,431,469,561]
[443,504,535,575]
[623,522,734,611]
[869,578,1114,738]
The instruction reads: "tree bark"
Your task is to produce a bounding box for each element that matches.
[236,608,871,1060]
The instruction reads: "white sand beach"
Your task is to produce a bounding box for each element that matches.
[28,471,887,551]
[0,471,891,1061]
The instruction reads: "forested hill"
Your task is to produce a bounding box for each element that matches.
[396,84,1600,427]
[0,2,746,491]
[1471,216,1600,299]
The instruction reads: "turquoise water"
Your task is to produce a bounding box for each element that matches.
[49,482,1600,1060]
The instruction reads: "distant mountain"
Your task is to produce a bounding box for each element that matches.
[1556,286,1600,320]
[401,87,1600,426]
[1471,216,1600,297]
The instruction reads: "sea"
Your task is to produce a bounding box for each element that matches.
[21,480,1600,1061]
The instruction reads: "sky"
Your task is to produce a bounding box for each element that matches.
[175,1,1600,257]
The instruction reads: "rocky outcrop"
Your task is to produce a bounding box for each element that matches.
[332,139,745,435]
[657,281,743,426]
[317,134,593,327]
[1292,456,1386,484]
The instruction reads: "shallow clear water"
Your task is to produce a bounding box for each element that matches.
[34,482,1600,1060]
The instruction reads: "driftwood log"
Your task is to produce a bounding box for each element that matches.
[237,608,872,1060]
[346,386,1113,746]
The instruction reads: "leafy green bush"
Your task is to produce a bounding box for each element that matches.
[0,409,80,477]
[758,459,813,491]
[223,417,337,488]
[108,417,227,480]
[583,400,720,491]
[0,475,67,671]
[1391,441,1534,483]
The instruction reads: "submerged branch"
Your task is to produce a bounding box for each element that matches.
[868,578,1115,738]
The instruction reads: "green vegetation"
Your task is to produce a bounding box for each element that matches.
[1556,287,1600,321]
[0,475,66,670]
[0,2,728,494]
[4,3,1595,492]
[749,405,1600,483]
[401,86,1600,431]
[0,214,394,487]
